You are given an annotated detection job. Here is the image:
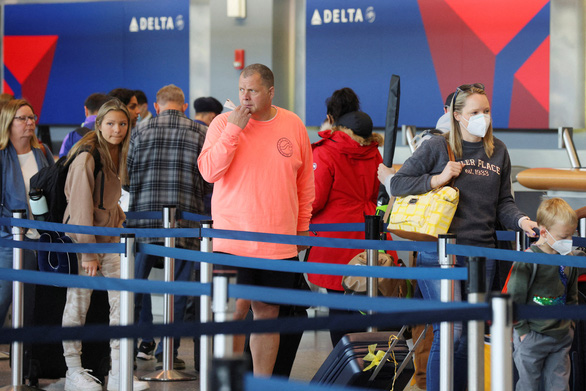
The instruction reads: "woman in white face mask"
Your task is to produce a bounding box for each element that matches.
[390,83,539,391]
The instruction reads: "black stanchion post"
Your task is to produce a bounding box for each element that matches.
[142,206,196,382]
[364,215,381,333]
[200,220,214,391]
[467,256,486,391]
[119,233,136,390]
[490,294,513,391]
[438,233,456,391]
[0,210,37,390]
[210,271,246,391]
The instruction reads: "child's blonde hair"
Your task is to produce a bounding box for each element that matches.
[536,198,578,230]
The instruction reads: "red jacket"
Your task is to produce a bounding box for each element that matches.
[307,129,398,290]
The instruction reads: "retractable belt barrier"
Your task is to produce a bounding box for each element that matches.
[0,214,583,341]
[0,211,585,391]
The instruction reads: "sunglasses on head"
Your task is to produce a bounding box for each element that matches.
[451,83,485,107]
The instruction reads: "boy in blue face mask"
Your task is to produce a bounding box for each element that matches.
[507,197,584,391]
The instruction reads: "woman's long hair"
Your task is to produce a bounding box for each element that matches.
[67,98,131,185]
[447,85,494,158]
[0,99,41,150]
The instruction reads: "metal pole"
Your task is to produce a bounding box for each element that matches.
[210,271,246,391]
[404,125,417,153]
[365,215,381,332]
[515,231,522,252]
[141,206,196,382]
[467,257,486,391]
[119,234,135,391]
[490,294,513,391]
[580,218,586,238]
[438,233,456,391]
[558,127,581,168]
[200,220,214,391]
[0,210,37,390]
[212,271,236,358]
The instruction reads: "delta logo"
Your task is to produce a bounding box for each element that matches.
[129,15,185,32]
[310,6,375,25]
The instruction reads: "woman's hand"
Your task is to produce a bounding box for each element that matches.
[82,260,100,277]
[431,161,464,188]
[377,164,396,185]
[520,218,538,238]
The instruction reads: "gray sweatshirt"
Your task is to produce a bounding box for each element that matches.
[390,135,525,247]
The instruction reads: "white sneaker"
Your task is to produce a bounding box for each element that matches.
[107,370,150,391]
[65,368,102,391]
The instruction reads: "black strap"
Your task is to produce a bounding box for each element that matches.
[98,170,105,210]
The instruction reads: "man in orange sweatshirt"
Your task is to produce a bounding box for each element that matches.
[197,63,315,376]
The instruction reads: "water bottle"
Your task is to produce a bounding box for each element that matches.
[29,189,49,221]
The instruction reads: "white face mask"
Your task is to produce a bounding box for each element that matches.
[546,229,573,255]
[461,113,490,138]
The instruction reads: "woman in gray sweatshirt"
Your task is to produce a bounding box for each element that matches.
[390,83,537,391]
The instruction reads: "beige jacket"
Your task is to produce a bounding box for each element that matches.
[63,150,125,263]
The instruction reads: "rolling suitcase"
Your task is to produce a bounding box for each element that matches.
[312,330,415,390]
[19,284,111,386]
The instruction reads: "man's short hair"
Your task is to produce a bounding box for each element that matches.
[241,64,274,89]
[134,90,148,105]
[84,93,110,114]
[193,97,223,115]
[156,85,185,106]
[108,88,135,106]
[536,197,578,229]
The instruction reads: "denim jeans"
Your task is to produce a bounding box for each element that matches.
[417,251,495,391]
[134,247,194,356]
[0,245,37,327]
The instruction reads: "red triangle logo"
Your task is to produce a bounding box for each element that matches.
[3,35,58,119]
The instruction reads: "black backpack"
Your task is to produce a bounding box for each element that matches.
[29,148,105,224]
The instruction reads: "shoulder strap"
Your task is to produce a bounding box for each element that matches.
[75,127,91,137]
[446,142,456,188]
[446,142,455,162]
[90,149,105,211]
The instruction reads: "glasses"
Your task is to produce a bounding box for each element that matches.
[13,115,38,123]
[451,83,485,107]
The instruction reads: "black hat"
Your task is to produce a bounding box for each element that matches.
[193,97,223,115]
[336,111,373,138]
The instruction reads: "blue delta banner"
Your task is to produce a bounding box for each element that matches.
[306,0,550,129]
[3,0,189,125]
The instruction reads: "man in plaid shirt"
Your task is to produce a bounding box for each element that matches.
[126,84,211,368]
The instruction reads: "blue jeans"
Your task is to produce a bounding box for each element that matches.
[417,251,495,391]
[0,244,37,327]
[134,248,194,356]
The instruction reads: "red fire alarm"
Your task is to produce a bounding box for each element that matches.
[234,49,245,70]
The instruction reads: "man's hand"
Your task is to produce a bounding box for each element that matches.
[82,259,100,277]
[297,230,310,253]
[227,105,252,130]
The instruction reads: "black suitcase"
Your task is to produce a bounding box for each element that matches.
[311,331,414,390]
[19,284,111,386]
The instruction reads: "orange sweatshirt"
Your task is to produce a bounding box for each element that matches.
[198,107,315,259]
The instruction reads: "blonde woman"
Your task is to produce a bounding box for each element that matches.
[391,84,537,391]
[0,99,54,326]
[61,99,148,391]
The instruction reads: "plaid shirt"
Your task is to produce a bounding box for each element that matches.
[127,109,211,249]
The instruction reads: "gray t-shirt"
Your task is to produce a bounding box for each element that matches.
[390,135,525,246]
